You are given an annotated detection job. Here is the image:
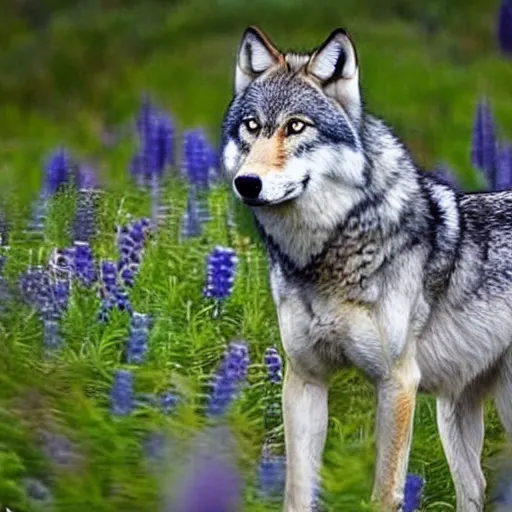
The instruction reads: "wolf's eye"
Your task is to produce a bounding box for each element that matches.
[243,118,260,135]
[286,119,306,136]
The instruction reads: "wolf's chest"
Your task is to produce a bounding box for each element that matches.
[270,265,385,379]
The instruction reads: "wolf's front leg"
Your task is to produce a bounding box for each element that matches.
[283,364,328,512]
[371,360,420,511]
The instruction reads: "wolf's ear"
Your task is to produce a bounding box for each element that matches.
[235,27,282,95]
[308,29,361,123]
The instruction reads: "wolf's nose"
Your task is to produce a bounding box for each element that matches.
[234,175,262,199]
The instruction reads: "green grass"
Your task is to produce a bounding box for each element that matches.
[0,0,510,510]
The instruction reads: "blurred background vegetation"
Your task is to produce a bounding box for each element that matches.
[0,1,511,510]
[0,0,511,190]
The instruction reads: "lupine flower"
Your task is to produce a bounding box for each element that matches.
[43,148,72,197]
[19,266,70,349]
[126,312,150,364]
[183,129,210,189]
[110,369,135,416]
[258,444,286,499]
[20,267,69,318]
[23,478,53,503]
[493,475,512,508]
[471,98,497,189]
[145,113,174,177]
[181,188,202,238]
[20,267,53,311]
[43,279,70,349]
[27,148,73,237]
[51,279,70,315]
[264,346,283,384]
[73,189,99,243]
[49,242,96,287]
[72,241,96,287]
[76,164,98,190]
[117,218,150,287]
[133,98,175,179]
[491,451,512,509]
[39,430,78,469]
[203,246,238,300]
[496,144,512,191]
[171,448,242,512]
[98,260,132,321]
[161,391,179,414]
[498,0,512,56]
[403,474,424,512]
[207,341,249,417]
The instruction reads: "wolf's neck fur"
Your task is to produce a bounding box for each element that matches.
[252,115,425,271]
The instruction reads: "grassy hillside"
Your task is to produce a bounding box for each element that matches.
[0,1,511,510]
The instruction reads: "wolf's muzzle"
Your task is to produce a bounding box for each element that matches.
[234,175,263,200]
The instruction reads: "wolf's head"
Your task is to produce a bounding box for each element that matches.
[221,27,365,209]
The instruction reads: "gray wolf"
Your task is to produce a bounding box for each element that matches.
[220,26,512,511]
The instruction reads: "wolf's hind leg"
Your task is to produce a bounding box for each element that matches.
[437,390,486,512]
[494,348,512,433]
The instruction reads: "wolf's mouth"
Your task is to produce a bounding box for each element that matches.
[242,174,310,207]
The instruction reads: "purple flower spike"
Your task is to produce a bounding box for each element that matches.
[496,144,512,191]
[172,450,242,512]
[148,113,174,176]
[403,474,424,512]
[471,98,497,189]
[264,346,283,384]
[24,478,53,504]
[98,260,132,321]
[20,267,53,311]
[498,0,512,56]
[40,430,78,469]
[117,218,150,287]
[183,129,210,189]
[207,341,249,418]
[132,97,175,184]
[20,265,70,349]
[181,188,202,238]
[160,392,178,414]
[203,246,238,300]
[44,148,72,196]
[76,164,98,190]
[73,188,100,243]
[110,369,135,416]
[126,312,150,364]
[258,444,286,500]
[73,241,96,287]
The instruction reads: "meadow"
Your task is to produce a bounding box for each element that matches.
[1,0,512,510]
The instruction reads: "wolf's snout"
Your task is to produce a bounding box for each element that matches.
[234,175,262,200]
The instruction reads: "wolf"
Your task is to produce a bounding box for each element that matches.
[220,26,512,511]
